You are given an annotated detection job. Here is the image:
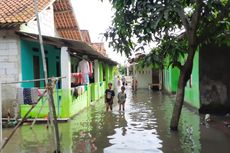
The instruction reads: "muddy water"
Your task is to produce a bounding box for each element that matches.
[2,87,230,153]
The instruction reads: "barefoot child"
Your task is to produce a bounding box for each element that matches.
[105,83,115,111]
[118,86,127,111]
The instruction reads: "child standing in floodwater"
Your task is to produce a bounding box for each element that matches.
[118,86,127,111]
[105,83,115,111]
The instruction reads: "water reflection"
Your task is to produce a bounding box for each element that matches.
[2,88,230,153]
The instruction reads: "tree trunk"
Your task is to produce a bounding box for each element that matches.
[170,73,186,130]
[170,42,197,131]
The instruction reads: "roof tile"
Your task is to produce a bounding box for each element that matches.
[53,0,82,41]
[0,0,51,27]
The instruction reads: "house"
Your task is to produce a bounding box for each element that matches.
[127,53,163,89]
[0,0,117,118]
[163,45,230,113]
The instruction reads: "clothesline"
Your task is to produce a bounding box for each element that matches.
[1,76,66,85]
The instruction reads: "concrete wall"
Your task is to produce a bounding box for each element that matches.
[0,30,21,117]
[133,65,152,88]
[200,44,230,113]
[20,5,58,37]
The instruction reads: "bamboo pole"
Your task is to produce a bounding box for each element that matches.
[0,90,47,152]
[0,83,2,150]
[33,0,61,152]
[47,80,61,153]
[30,96,48,129]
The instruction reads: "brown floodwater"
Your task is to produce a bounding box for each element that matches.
[2,87,230,153]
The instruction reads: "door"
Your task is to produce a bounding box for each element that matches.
[33,56,40,87]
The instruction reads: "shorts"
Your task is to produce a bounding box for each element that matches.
[118,101,125,104]
[105,100,113,105]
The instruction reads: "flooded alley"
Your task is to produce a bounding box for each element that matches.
[3,87,230,153]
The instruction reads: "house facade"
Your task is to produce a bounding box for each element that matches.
[0,0,116,118]
[127,53,163,89]
[163,45,230,113]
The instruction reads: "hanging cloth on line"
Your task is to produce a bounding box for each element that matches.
[17,88,39,105]
[89,62,93,77]
[72,73,83,85]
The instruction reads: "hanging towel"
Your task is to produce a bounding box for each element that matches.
[89,62,93,77]
[71,87,78,98]
[72,73,83,85]
[17,88,39,105]
[77,86,82,95]
[24,88,38,105]
[82,73,89,84]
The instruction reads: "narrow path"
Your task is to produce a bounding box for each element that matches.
[2,86,230,153]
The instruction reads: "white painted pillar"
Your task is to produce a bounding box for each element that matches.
[61,47,71,89]
[94,60,100,83]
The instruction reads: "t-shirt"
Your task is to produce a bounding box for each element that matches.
[122,77,126,82]
[105,89,115,102]
[78,59,90,74]
[118,92,126,103]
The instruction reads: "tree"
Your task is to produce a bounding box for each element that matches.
[105,0,230,130]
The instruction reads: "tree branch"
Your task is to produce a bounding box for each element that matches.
[197,0,230,44]
[172,61,183,71]
[219,0,230,19]
[177,9,190,33]
[191,0,203,32]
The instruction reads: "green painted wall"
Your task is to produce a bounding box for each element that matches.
[163,52,200,109]
[20,40,61,88]
[163,66,180,93]
[99,62,103,82]
[184,52,200,108]
[19,40,115,118]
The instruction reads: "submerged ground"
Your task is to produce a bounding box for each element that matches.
[3,86,230,153]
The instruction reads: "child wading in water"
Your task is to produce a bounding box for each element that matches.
[118,86,127,111]
[105,83,115,111]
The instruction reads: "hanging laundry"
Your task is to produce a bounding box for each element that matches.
[77,86,82,95]
[89,62,93,77]
[82,73,89,84]
[72,73,83,85]
[72,87,78,98]
[17,88,39,105]
[78,57,90,84]
[84,85,88,91]
[78,59,90,74]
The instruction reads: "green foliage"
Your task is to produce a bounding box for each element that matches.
[105,0,230,69]
[118,65,126,75]
[113,66,119,75]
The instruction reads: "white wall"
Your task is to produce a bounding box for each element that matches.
[20,5,59,37]
[0,30,21,117]
[0,31,21,83]
[133,65,152,89]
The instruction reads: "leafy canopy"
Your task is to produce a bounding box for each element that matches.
[105,0,230,68]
